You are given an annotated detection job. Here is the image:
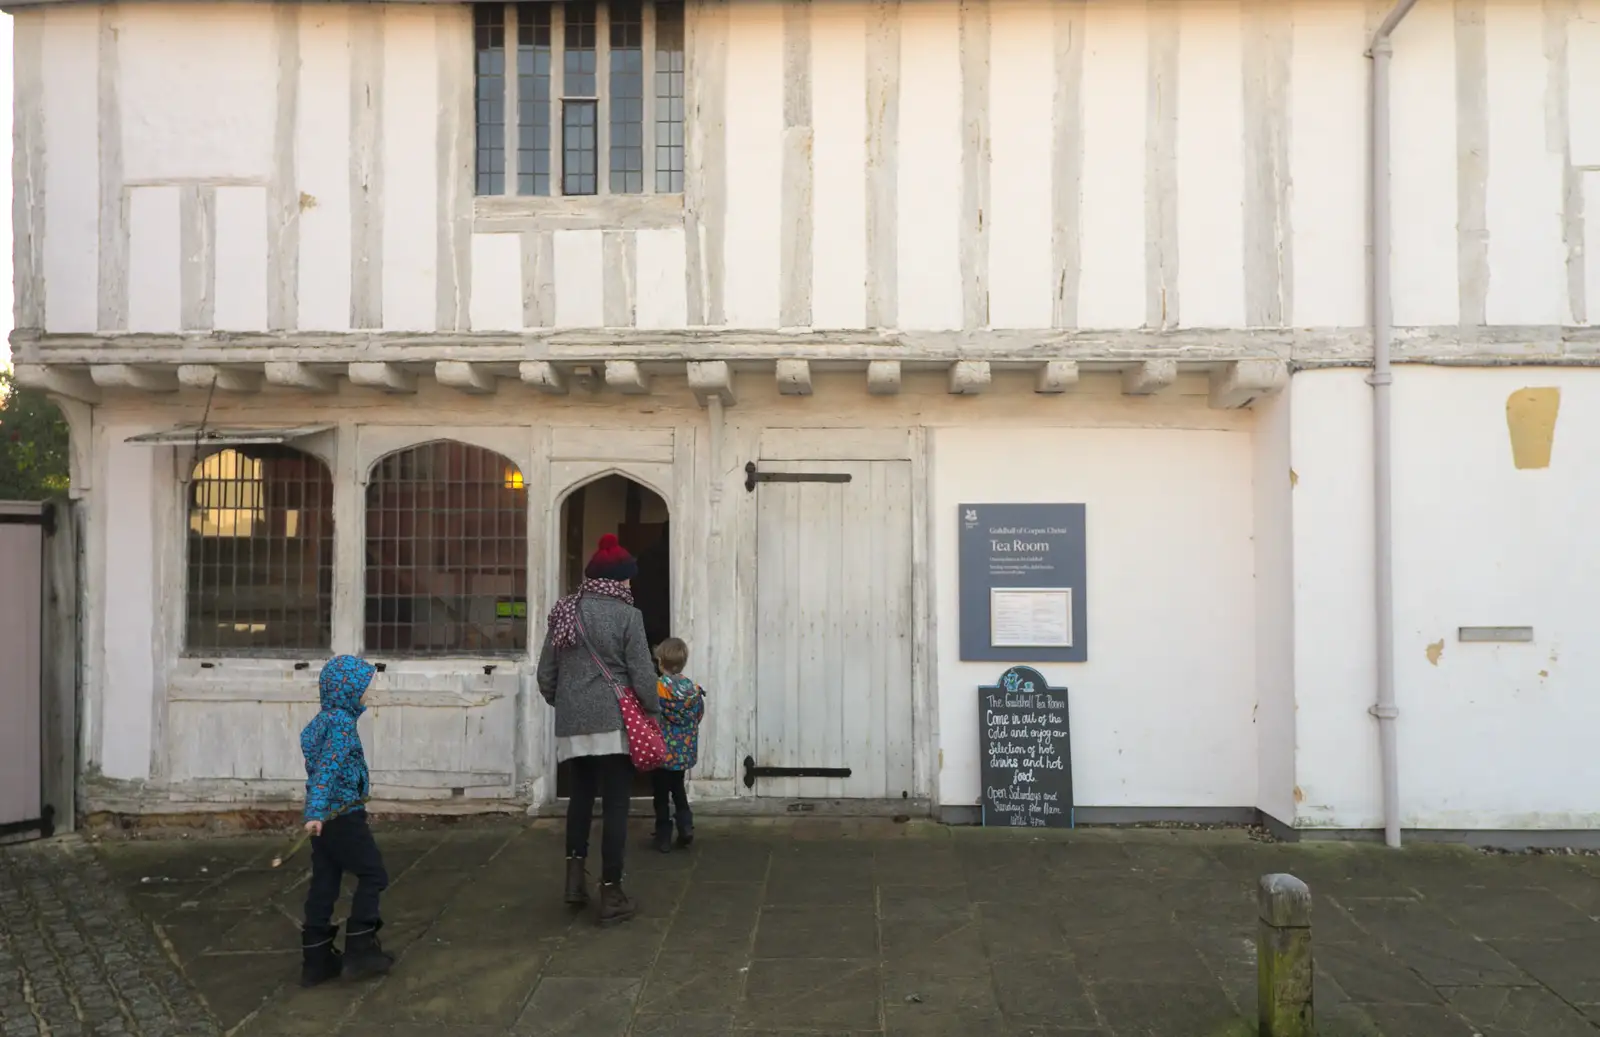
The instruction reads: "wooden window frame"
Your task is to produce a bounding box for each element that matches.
[474,0,684,203]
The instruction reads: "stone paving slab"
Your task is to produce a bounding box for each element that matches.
[13,819,1600,1036]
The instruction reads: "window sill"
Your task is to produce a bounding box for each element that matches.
[472,193,685,233]
[168,664,517,707]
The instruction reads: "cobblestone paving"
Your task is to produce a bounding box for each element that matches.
[0,839,219,1037]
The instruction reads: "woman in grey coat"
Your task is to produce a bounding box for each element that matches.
[537,533,661,926]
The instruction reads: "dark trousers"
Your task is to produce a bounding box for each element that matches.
[651,768,692,835]
[303,810,388,928]
[566,753,633,884]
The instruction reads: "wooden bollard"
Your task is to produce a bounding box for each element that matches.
[1257,873,1313,1037]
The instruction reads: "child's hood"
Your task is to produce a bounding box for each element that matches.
[319,654,375,715]
[657,673,700,699]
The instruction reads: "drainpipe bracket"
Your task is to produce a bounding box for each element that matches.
[1369,705,1400,720]
[1366,371,1394,387]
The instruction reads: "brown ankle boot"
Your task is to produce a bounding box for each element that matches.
[564,857,590,907]
[597,882,637,927]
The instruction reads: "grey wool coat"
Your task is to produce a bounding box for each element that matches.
[536,593,662,738]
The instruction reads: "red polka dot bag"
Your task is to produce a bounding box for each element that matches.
[574,596,669,773]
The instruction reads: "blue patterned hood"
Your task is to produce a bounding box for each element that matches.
[301,655,376,821]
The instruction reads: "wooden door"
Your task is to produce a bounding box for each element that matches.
[0,510,42,829]
[753,460,914,799]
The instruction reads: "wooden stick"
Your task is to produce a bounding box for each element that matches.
[270,831,311,869]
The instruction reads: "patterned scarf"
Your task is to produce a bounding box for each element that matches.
[547,578,635,650]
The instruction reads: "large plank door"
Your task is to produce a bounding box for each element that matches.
[753,460,914,799]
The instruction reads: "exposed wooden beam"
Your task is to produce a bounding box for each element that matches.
[775,359,812,396]
[866,359,901,396]
[1122,359,1178,395]
[347,362,418,394]
[264,361,338,394]
[948,360,991,395]
[435,361,498,395]
[687,361,736,407]
[10,363,101,404]
[89,364,179,392]
[177,364,263,393]
[518,360,568,394]
[1035,360,1080,394]
[10,326,1314,367]
[18,325,1600,370]
[1210,359,1289,409]
[604,361,651,395]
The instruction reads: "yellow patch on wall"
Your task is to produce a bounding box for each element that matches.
[1426,639,1444,666]
[1506,387,1561,469]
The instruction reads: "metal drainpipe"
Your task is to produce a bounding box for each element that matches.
[1367,0,1419,850]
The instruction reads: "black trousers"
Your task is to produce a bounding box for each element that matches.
[651,768,692,834]
[303,810,389,928]
[566,753,633,884]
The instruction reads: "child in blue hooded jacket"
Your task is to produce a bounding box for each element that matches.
[299,654,393,987]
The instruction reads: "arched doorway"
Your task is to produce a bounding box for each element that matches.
[555,473,671,797]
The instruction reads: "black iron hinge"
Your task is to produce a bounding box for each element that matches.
[743,755,853,789]
[744,462,853,493]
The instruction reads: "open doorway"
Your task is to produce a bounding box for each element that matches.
[556,474,671,798]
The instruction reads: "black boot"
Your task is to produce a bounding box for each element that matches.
[299,925,343,988]
[564,857,590,907]
[675,823,694,849]
[652,824,673,854]
[343,921,394,980]
[597,882,637,927]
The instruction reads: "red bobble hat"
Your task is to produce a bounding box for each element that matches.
[584,534,639,582]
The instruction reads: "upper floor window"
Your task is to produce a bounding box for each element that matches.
[186,447,334,655]
[475,1,686,198]
[365,441,529,657]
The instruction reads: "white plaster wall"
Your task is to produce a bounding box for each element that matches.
[1288,0,1367,328]
[894,1,962,332]
[380,6,440,331]
[97,430,161,780]
[1076,2,1148,329]
[932,425,1259,810]
[39,7,100,334]
[1253,391,1296,826]
[117,4,277,182]
[985,0,1054,331]
[554,231,605,327]
[1483,1,1566,326]
[470,233,524,332]
[1387,0,1460,327]
[1390,369,1600,828]
[1283,371,1382,829]
[127,186,181,334]
[1175,0,1245,330]
[722,0,783,329]
[636,228,691,329]
[24,0,1600,337]
[296,6,354,333]
[809,3,868,330]
[214,186,269,332]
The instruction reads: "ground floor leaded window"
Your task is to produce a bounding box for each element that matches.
[475,0,686,197]
[365,441,529,656]
[186,447,334,654]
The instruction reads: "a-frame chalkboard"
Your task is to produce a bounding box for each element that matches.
[979,666,1073,828]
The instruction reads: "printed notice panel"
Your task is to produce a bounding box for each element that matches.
[979,666,1073,828]
[959,503,1087,662]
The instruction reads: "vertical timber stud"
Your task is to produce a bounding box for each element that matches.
[1257,874,1313,1037]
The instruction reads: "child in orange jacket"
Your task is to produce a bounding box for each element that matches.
[651,637,705,853]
